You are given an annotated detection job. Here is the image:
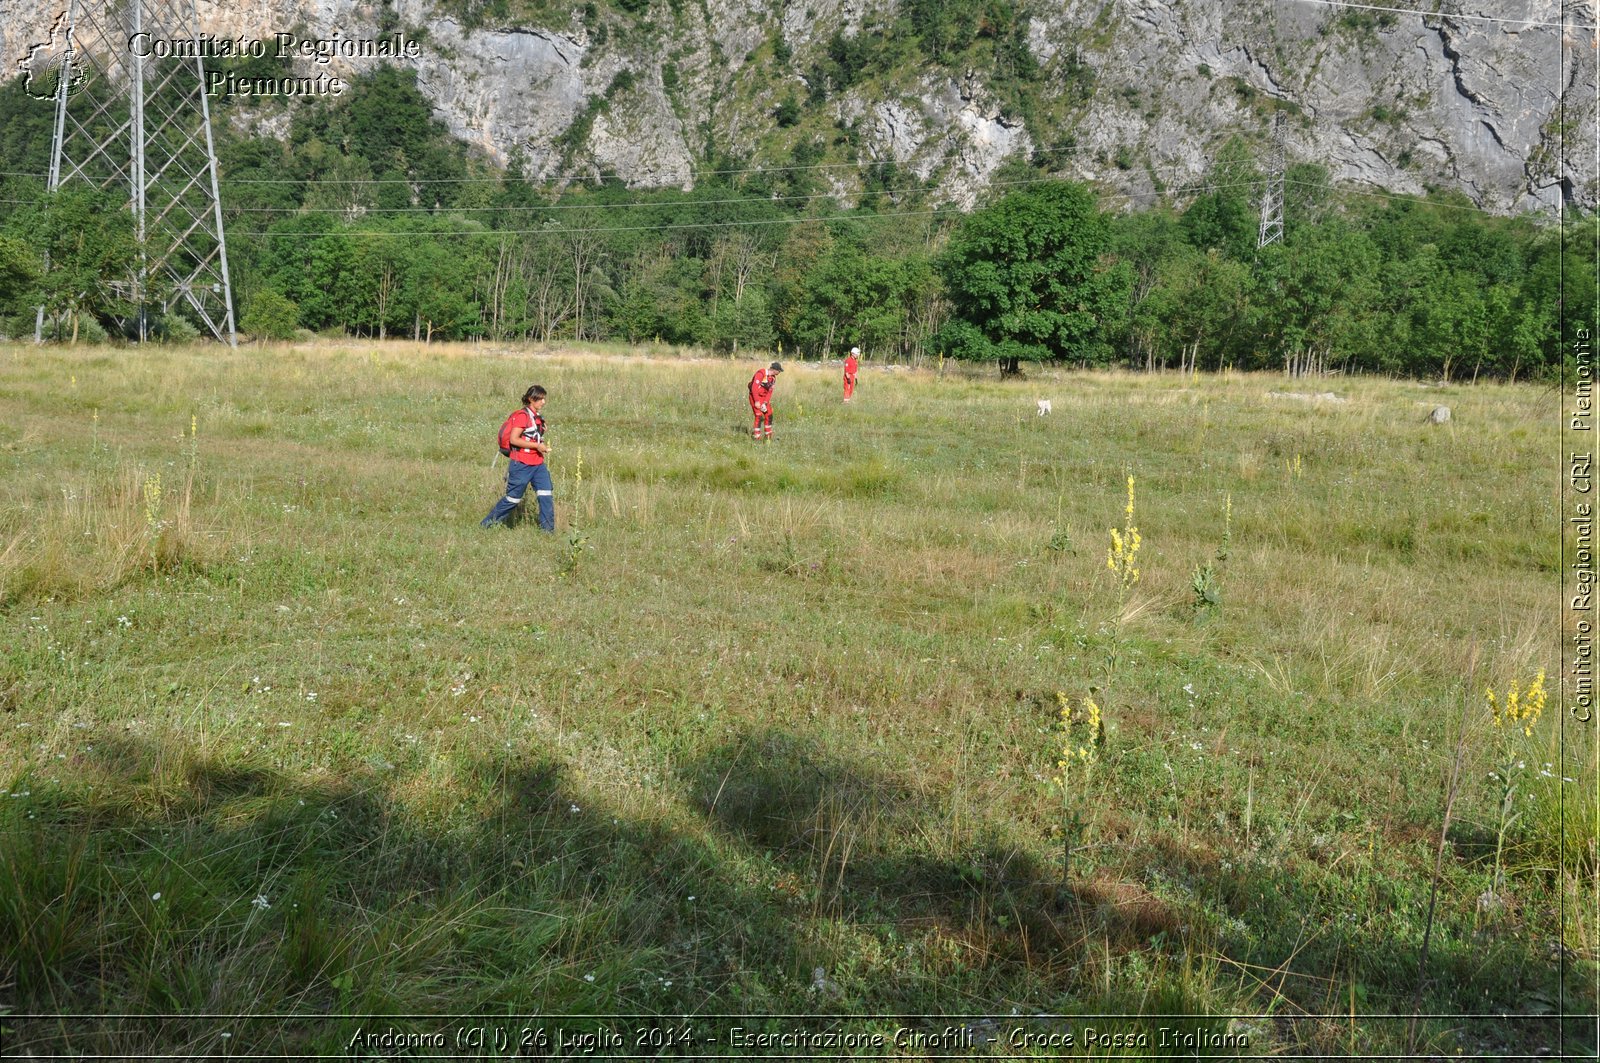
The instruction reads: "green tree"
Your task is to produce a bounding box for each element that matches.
[1179,138,1260,261]
[936,181,1129,373]
[787,233,905,356]
[710,285,774,354]
[1134,246,1249,372]
[241,288,300,341]
[398,222,482,341]
[1249,220,1379,375]
[347,230,412,340]
[18,188,137,342]
[0,234,41,326]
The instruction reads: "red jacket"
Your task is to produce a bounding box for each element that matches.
[499,407,546,465]
[844,354,858,381]
[749,368,777,408]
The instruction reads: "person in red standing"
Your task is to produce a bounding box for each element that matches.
[748,361,783,440]
[843,346,859,403]
[482,385,554,531]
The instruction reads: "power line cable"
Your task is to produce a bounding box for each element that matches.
[223,178,1489,237]
[207,170,1235,214]
[0,143,1120,187]
[215,176,1280,236]
[225,208,941,237]
[1279,0,1595,32]
[8,175,1530,231]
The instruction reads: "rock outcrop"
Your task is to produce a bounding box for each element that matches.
[2,0,1591,212]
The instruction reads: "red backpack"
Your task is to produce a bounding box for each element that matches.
[497,411,518,457]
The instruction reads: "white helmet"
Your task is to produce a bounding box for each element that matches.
[850,346,860,355]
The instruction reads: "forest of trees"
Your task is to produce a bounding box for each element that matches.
[0,61,1591,380]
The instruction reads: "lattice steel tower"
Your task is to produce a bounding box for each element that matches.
[45,0,236,343]
[1256,114,1285,250]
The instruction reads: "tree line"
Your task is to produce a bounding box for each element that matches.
[0,65,1589,379]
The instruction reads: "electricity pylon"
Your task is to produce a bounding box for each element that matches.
[42,0,236,344]
[1256,114,1285,250]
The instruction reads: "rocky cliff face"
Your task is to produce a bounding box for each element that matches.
[5,0,1594,213]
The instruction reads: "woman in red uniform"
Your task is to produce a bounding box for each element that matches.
[482,385,554,531]
[843,346,859,403]
[748,361,783,440]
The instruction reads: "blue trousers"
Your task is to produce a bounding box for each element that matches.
[482,461,554,531]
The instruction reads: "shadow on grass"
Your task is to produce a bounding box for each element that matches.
[0,736,795,1059]
[2,730,1590,1059]
[676,727,1594,1057]
[687,729,1211,941]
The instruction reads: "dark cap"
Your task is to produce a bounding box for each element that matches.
[769,362,784,372]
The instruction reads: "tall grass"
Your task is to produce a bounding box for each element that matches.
[0,341,1590,1058]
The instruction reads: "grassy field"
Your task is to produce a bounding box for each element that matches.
[0,340,1594,1059]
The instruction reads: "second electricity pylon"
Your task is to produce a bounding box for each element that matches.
[45,0,236,344]
[1256,114,1285,249]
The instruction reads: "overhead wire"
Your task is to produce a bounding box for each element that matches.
[215,179,1278,237]
[0,175,1527,234]
[0,142,1121,188]
[1278,0,1595,32]
[209,170,1234,213]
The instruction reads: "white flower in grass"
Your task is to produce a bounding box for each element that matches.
[252,894,270,910]
[583,974,595,983]
[569,804,581,814]
[117,615,131,629]
[151,892,162,901]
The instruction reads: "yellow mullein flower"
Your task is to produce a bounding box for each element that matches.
[1052,693,1074,787]
[143,472,162,530]
[1107,475,1142,589]
[1488,672,1548,735]
[1523,672,1546,736]
[1051,693,1110,882]
[1484,669,1552,897]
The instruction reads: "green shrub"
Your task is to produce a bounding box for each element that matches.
[241,289,300,342]
[155,315,201,344]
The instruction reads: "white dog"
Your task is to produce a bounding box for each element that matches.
[1037,399,1052,416]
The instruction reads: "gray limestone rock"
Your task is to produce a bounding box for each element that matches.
[0,0,1589,212]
